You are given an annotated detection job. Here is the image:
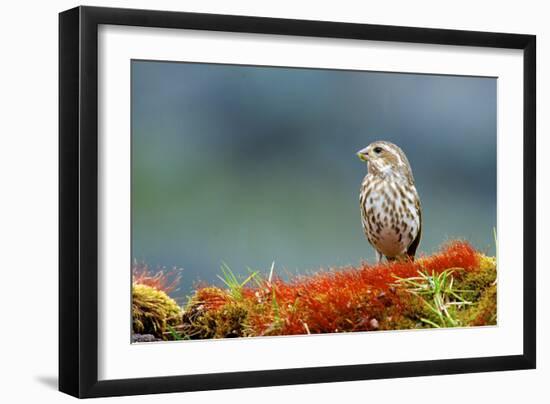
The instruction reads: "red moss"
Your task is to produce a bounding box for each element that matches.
[132,262,182,294]
[241,241,480,335]
[180,241,485,337]
[193,287,231,311]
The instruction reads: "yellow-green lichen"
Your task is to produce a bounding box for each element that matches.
[132,283,182,339]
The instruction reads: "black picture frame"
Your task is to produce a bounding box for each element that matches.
[59,5,536,398]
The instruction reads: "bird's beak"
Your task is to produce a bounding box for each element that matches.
[357,148,369,162]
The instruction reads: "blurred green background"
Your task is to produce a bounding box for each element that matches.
[131,60,496,298]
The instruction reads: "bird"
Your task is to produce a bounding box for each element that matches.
[357,141,422,263]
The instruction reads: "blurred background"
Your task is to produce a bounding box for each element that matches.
[131,60,496,299]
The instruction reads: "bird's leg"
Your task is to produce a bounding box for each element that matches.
[375,250,383,264]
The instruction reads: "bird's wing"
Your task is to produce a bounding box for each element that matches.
[406,196,422,259]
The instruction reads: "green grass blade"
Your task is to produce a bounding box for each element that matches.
[420,318,441,328]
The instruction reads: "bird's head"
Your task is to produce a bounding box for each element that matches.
[357,141,414,181]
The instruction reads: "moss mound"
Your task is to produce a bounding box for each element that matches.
[398,255,497,328]
[132,283,182,339]
[180,287,250,339]
[177,243,497,338]
[132,242,498,341]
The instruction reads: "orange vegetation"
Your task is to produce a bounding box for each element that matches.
[132,262,182,294]
[132,241,496,340]
[187,241,489,337]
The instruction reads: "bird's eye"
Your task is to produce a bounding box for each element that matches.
[373,147,383,154]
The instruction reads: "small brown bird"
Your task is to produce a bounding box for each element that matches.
[357,141,422,263]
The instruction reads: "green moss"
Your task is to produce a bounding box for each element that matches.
[181,288,251,339]
[182,301,250,339]
[365,248,497,331]
[457,283,497,326]
[389,290,439,329]
[132,284,182,339]
[378,311,422,331]
[388,255,497,329]
[454,255,497,302]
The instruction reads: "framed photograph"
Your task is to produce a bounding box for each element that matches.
[59,6,536,398]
